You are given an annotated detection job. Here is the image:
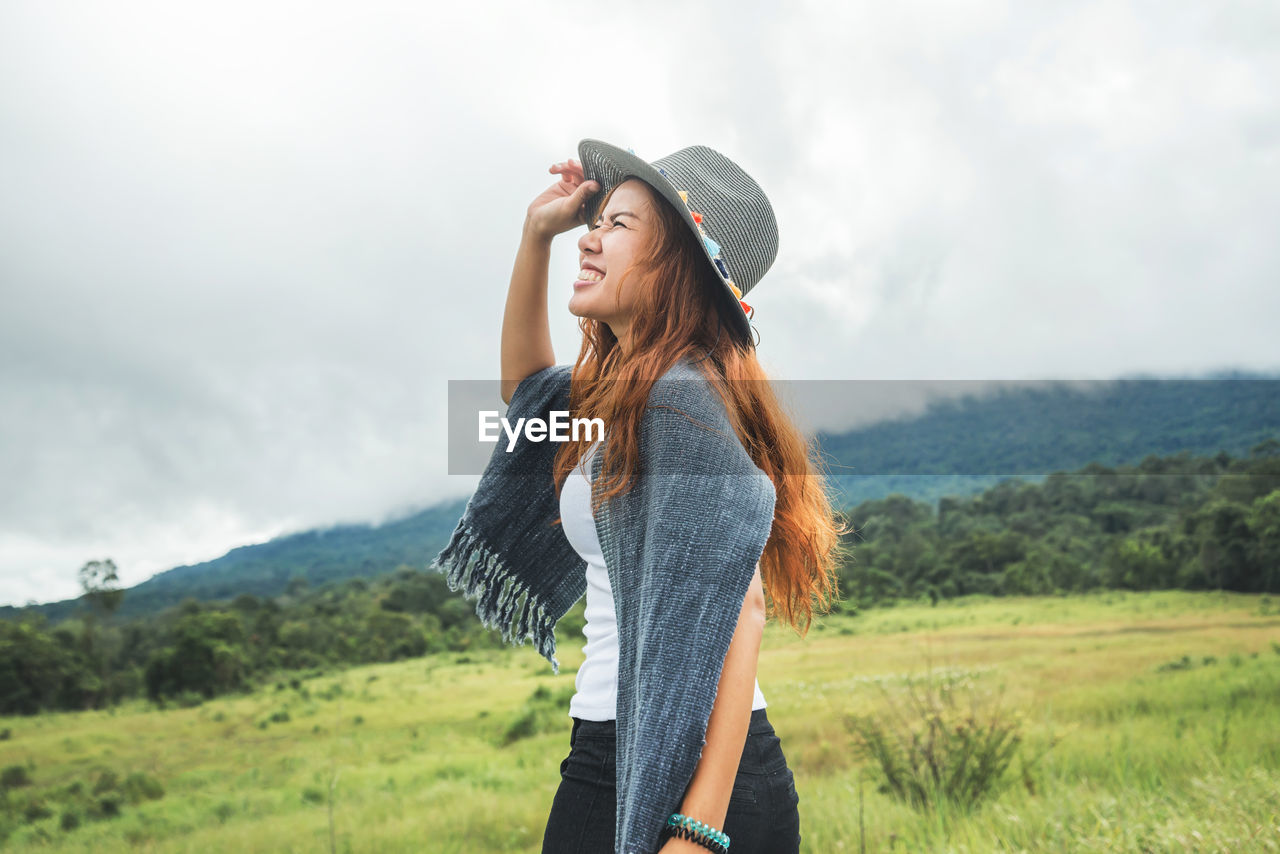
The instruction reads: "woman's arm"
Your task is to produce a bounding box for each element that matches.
[499,159,599,405]
[499,226,556,405]
[660,563,768,853]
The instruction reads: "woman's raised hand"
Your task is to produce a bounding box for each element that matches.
[525,157,600,241]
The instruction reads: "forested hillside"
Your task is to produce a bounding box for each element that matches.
[822,373,1280,506]
[3,443,1278,715]
[7,372,1276,624]
[1,499,468,623]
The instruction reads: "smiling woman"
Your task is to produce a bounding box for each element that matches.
[434,139,845,854]
[566,181,653,348]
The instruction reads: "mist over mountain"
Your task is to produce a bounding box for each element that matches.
[7,371,1276,623]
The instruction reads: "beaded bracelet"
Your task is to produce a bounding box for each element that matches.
[658,813,730,854]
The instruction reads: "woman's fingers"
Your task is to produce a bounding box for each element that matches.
[547,165,578,188]
[528,158,598,234]
[549,161,588,193]
[550,162,580,181]
[551,159,585,179]
[575,180,599,223]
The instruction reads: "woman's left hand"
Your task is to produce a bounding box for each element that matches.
[524,157,598,240]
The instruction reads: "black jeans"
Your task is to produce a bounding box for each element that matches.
[541,708,801,854]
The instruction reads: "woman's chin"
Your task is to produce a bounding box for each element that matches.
[567,296,598,319]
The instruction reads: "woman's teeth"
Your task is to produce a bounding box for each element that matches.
[577,270,604,282]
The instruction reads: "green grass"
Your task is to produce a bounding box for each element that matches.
[3,591,1279,851]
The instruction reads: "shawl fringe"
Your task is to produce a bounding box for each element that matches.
[430,519,561,673]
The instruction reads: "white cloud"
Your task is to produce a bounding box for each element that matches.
[2,0,1278,604]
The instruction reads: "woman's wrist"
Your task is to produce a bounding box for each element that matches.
[659,836,718,853]
[659,813,731,854]
[521,215,556,245]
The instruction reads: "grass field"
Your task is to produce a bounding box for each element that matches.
[3,591,1279,852]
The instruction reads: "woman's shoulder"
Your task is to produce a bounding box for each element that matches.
[646,357,727,424]
[641,357,764,478]
[508,363,573,412]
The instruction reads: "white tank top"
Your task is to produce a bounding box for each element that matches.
[559,440,767,720]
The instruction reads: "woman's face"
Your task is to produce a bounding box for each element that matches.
[569,179,656,349]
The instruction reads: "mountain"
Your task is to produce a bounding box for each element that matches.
[3,498,467,623]
[821,373,1280,507]
[7,370,1277,623]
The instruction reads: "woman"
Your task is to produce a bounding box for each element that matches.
[433,140,843,854]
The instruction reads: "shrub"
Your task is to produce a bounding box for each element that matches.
[122,772,165,804]
[94,796,121,819]
[176,690,205,708]
[23,798,53,823]
[91,770,119,795]
[318,683,345,701]
[846,666,1054,809]
[502,707,541,745]
[1,764,31,789]
[501,684,575,745]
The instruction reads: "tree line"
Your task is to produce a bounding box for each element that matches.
[2,442,1278,715]
[837,443,1280,607]
[0,568,542,715]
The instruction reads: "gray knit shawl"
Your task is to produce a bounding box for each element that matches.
[430,356,776,854]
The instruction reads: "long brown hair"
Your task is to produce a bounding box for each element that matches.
[552,179,847,634]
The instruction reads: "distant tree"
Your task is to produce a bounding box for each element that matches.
[1092,502,1138,535]
[1250,439,1280,459]
[77,558,124,707]
[1107,536,1171,590]
[361,610,428,661]
[79,559,124,619]
[230,593,262,613]
[144,611,248,700]
[0,620,83,714]
[1193,499,1257,591]
[1248,490,1280,593]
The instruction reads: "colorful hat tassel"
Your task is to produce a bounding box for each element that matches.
[658,171,756,323]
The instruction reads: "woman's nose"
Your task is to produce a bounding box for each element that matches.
[578,227,601,255]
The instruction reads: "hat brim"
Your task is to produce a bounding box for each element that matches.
[577,139,752,349]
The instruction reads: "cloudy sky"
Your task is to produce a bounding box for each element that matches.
[2,0,1277,607]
